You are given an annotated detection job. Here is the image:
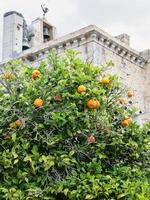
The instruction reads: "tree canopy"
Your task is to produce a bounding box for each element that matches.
[0,50,150,199]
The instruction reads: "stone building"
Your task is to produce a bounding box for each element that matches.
[1,11,150,124]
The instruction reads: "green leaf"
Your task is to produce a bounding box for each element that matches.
[69,150,75,157]
[62,158,70,165]
[85,194,94,199]
[64,188,69,196]
[14,159,19,164]
[12,133,16,142]
[31,145,39,157]
[24,155,32,162]
[57,185,63,193]
[12,147,18,159]
[117,193,128,199]
[44,160,54,171]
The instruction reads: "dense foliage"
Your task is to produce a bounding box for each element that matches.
[0,50,150,200]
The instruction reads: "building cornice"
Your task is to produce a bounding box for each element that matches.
[0,25,147,67]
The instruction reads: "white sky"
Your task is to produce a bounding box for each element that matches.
[0,0,150,61]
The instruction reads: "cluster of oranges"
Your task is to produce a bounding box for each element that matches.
[77,80,134,128]
[9,119,22,129]
[119,91,134,105]
[31,70,44,107]
[77,84,102,144]
[77,78,110,110]
[77,77,110,109]
[8,70,42,129]
[77,85,100,109]
[120,90,134,127]
[8,70,62,130]
[7,68,133,142]
[4,69,41,81]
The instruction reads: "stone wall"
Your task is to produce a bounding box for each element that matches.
[143,62,150,122]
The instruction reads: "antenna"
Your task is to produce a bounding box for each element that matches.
[41,4,49,18]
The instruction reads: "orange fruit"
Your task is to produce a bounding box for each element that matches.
[77,85,87,93]
[15,119,22,127]
[4,72,13,80]
[119,98,127,105]
[121,119,129,127]
[54,95,62,102]
[87,99,100,109]
[87,99,97,109]
[34,98,44,108]
[126,117,133,124]
[102,77,110,85]
[87,135,96,144]
[127,91,134,98]
[32,70,41,80]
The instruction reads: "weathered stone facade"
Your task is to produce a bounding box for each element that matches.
[1,12,150,124]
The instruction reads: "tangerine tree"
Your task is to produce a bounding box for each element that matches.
[0,50,150,200]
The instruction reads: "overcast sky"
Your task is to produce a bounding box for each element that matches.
[0,0,150,61]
